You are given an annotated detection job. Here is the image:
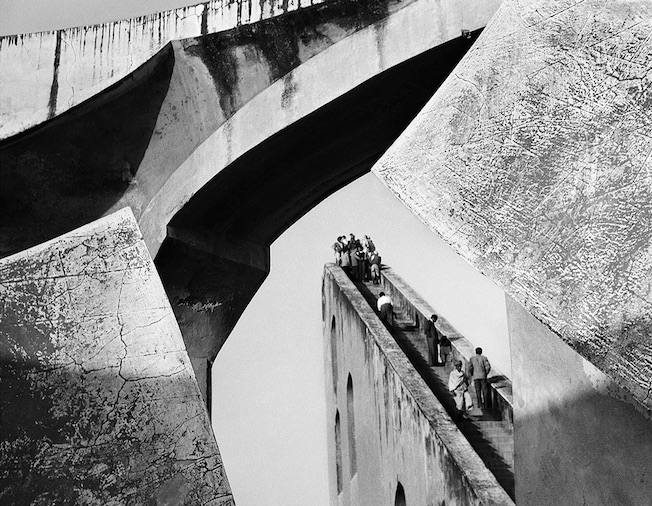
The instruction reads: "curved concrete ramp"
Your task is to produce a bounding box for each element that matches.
[0,0,500,260]
[0,208,232,504]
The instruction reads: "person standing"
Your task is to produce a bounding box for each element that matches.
[340,240,351,274]
[355,246,367,281]
[448,360,473,418]
[376,292,393,328]
[469,347,492,411]
[332,237,343,265]
[368,250,381,284]
[423,314,440,366]
[439,334,452,366]
[350,243,359,280]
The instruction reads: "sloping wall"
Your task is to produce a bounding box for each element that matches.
[374,0,652,416]
[507,294,652,505]
[322,264,512,505]
[0,208,232,504]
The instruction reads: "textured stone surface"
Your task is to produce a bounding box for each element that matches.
[507,294,652,505]
[0,208,232,504]
[375,0,652,413]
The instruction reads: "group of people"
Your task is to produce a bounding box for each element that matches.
[425,314,493,419]
[332,234,382,284]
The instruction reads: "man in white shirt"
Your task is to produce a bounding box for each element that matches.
[376,292,394,328]
[448,360,473,418]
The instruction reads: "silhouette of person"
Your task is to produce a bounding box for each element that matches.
[424,314,441,366]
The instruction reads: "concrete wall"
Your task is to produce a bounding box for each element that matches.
[0,208,232,504]
[507,295,652,505]
[374,0,652,416]
[1,0,501,261]
[322,264,513,505]
[1,0,500,404]
[0,0,327,139]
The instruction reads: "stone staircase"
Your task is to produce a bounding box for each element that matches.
[352,274,515,500]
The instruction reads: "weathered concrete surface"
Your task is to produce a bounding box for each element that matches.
[323,264,513,505]
[374,0,652,414]
[1,0,499,401]
[507,295,652,505]
[0,0,327,139]
[0,0,501,260]
[0,208,233,504]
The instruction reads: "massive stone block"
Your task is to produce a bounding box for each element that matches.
[508,295,652,505]
[0,208,232,504]
[375,0,652,415]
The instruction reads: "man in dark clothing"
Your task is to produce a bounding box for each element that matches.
[469,347,492,410]
[368,251,381,284]
[423,314,440,366]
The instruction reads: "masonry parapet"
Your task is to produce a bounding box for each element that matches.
[380,266,513,425]
[323,263,514,505]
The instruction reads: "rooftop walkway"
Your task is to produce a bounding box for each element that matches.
[349,266,515,500]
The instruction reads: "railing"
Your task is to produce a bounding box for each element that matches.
[380,267,513,425]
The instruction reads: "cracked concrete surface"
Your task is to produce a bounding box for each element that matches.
[375,0,652,415]
[0,208,233,505]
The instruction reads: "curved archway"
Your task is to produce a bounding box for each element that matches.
[335,410,343,495]
[331,316,338,393]
[347,374,357,477]
[395,481,406,506]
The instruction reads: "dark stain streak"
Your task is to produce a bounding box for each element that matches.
[47,31,62,120]
[201,2,209,35]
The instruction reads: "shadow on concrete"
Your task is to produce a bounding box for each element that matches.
[0,45,175,257]
[353,275,515,499]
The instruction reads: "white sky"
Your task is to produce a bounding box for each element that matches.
[212,173,509,505]
[0,0,202,35]
[2,3,510,505]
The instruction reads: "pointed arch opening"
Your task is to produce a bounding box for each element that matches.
[346,374,357,477]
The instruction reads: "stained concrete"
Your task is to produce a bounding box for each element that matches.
[0,208,232,504]
[1,0,499,404]
[374,0,652,415]
[0,0,327,138]
[507,295,652,505]
[323,264,513,505]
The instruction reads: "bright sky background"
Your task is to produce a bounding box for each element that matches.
[2,3,511,505]
[0,0,201,35]
[212,173,510,505]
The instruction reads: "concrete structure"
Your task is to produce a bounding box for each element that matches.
[322,264,513,505]
[371,0,652,501]
[0,0,500,408]
[0,209,232,504]
[2,0,652,503]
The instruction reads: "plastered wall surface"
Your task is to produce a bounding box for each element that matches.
[0,0,327,139]
[507,294,652,505]
[0,208,232,504]
[374,0,652,414]
[322,265,512,506]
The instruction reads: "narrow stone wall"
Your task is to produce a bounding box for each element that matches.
[322,264,512,505]
[380,267,513,424]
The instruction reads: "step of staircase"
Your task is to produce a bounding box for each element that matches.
[354,276,515,500]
